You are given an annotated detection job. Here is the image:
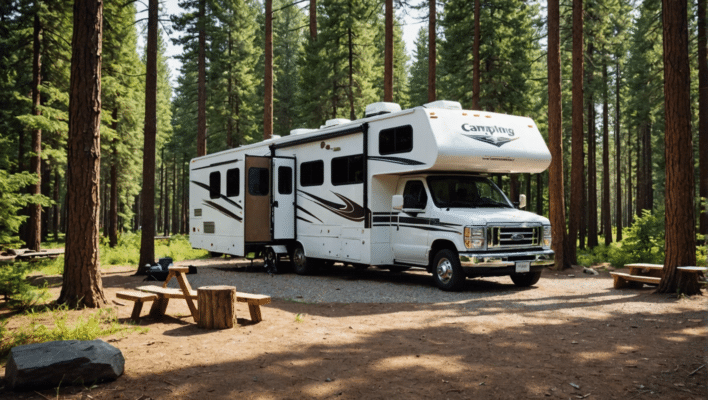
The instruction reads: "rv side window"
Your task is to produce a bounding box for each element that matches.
[226,168,240,197]
[278,166,293,194]
[331,155,363,186]
[248,167,269,196]
[300,160,324,187]
[403,180,427,209]
[379,125,413,155]
[209,171,221,199]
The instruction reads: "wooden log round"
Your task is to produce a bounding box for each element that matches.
[197,285,236,329]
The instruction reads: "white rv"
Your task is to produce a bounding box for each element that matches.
[189,101,554,291]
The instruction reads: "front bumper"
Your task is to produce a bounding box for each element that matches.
[459,249,555,277]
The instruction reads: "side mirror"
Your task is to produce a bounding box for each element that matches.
[519,194,527,209]
[392,195,404,210]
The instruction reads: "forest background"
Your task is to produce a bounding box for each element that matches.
[0,0,706,280]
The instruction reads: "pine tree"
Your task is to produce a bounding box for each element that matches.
[409,27,429,108]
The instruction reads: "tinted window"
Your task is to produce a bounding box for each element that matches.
[278,166,293,194]
[209,171,221,199]
[403,180,427,209]
[226,168,240,197]
[331,155,364,186]
[300,160,324,187]
[379,125,413,155]
[248,167,269,196]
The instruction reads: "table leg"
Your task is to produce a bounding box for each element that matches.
[149,297,169,317]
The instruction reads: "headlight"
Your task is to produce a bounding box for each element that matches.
[464,226,485,249]
[543,225,552,249]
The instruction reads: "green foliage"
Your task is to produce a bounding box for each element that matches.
[0,170,50,246]
[619,209,666,264]
[100,233,209,267]
[0,262,50,311]
[0,306,145,359]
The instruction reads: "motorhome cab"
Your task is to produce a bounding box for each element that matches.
[189,101,554,291]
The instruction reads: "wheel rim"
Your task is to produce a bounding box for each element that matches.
[293,248,305,269]
[436,258,453,285]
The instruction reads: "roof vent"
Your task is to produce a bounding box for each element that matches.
[423,100,462,110]
[290,128,317,135]
[320,118,351,129]
[365,102,401,117]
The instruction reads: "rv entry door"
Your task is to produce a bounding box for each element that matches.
[245,155,271,242]
[272,157,295,240]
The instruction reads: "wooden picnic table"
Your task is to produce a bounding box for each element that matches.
[119,265,272,323]
[611,264,707,289]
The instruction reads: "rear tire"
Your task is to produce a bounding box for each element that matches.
[432,249,465,291]
[291,244,316,275]
[510,271,542,287]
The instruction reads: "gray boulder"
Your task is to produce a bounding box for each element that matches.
[5,339,125,391]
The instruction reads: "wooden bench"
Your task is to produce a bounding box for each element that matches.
[236,292,271,322]
[610,272,662,289]
[15,249,65,260]
[116,291,158,322]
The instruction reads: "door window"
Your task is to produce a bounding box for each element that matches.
[226,168,240,197]
[278,166,293,194]
[403,180,427,209]
[248,167,269,196]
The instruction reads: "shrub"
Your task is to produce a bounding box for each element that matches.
[619,209,665,264]
[0,262,50,311]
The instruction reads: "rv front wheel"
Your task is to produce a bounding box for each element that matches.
[432,249,465,291]
[292,245,316,275]
[510,271,542,287]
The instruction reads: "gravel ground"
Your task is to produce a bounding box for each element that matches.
[168,257,651,308]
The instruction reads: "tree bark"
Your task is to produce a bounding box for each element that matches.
[699,0,707,235]
[615,57,623,241]
[138,0,158,274]
[59,0,106,308]
[602,58,612,246]
[384,0,393,102]
[348,26,355,120]
[227,29,233,149]
[158,148,163,233]
[172,154,177,235]
[164,157,169,237]
[587,59,598,248]
[472,0,480,110]
[264,0,273,140]
[109,108,118,248]
[547,0,568,270]
[197,286,236,329]
[657,0,699,295]
[52,168,59,240]
[568,0,583,264]
[428,0,436,102]
[197,0,207,155]
[309,0,316,40]
[27,9,42,252]
[536,172,543,216]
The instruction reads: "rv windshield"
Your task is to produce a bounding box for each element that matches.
[427,176,513,209]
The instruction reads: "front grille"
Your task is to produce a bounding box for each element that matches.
[487,226,541,249]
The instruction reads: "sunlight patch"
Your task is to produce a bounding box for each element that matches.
[371,355,464,373]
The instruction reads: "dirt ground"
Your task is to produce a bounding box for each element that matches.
[1,263,706,400]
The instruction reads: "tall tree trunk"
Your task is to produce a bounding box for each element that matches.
[59,0,106,308]
[536,172,543,216]
[264,0,273,140]
[52,168,59,240]
[27,9,42,251]
[627,130,633,226]
[384,0,393,102]
[172,154,177,235]
[309,0,316,40]
[181,154,187,234]
[109,108,118,247]
[227,29,233,149]
[472,0,480,110]
[348,26,355,120]
[428,0,436,102]
[698,0,707,235]
[568,0,583,263]
[602,58,612,246]
[579,159,586,250]
[138,0,158,274]
[657,0,698,294]
[164,160,169,237]
[525,173,531,206]
[41,159,50,241]
[509,174,518,206]
[615,58,623,241]
[157,148,163,233]
[587,66,598,248]
[637,122,653,214]
[197,0,207,155]
[547,0,568,270]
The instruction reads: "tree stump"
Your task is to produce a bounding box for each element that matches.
[197,286,236,329]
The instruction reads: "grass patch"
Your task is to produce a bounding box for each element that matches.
[0,304,147,360]
[100,233,209,267]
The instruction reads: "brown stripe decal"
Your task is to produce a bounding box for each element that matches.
[299,190,367,222]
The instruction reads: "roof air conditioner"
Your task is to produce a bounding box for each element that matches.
[423,100,462,110]
[365,102,401,117]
